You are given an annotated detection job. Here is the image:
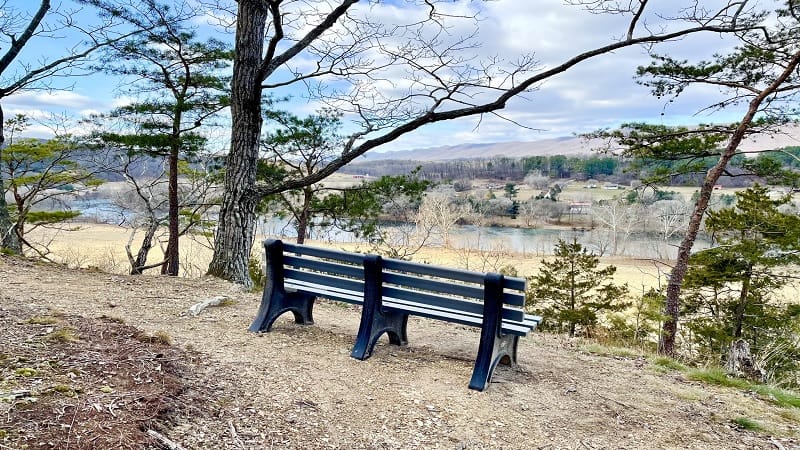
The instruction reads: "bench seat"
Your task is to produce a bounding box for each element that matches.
[285,278,540,336]
[250,239,541,391]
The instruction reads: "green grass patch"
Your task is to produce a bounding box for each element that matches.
[687,367,751,389]
[751,385,800,409]
[581,343,641,358]
[732,416,763,431]
[650,356,687,372]
[99,315,126,324]
[778,409,800,421]
[44,384,81,397]
[152,331,172,346]
[674,390,702,402]
[688,367,800,408]
[45,327,79,343]
[135,330,172,346]
[14,368,38,377]
[26,316,60,325]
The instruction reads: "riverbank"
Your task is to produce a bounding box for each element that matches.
[31,222,670,289]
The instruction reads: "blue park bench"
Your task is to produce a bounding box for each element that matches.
[249,239,541,391]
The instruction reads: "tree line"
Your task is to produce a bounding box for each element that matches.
[342,155,621,182]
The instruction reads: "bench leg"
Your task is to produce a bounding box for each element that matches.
[469,332,520,391]
[351,254,408,360]
[248,286,316,332]
[469,272,521,391]
[499,332,520,366]
[351,308,408,360]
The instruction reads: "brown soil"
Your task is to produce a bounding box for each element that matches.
[1,255,798,449]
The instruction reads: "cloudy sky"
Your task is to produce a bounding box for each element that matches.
[1,0,771,152]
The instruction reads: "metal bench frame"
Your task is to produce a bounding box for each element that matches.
[249,239,540,391]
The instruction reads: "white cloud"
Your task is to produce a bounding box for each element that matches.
[79,109,103,117]
[6,91,94,110]
[110,96,135,109]
[5,0,774,152]
[16,123,56,139]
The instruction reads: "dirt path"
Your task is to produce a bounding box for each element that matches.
[1,256,796,449]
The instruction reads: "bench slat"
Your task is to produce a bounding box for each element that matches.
[383,258,526,292]
[286,280,364,305]
[383,258,486,284]
[383,272,525,307]
[285,269,365,294]
[282,243,364,264]
[284,255,362,278]
[383,298,532,336]
[382,272,483,300]
[504,277,526,291]
[382,285,525,323]
[523,314,542,328]
[502,292,526,307]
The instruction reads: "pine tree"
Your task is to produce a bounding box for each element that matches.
[92,3,231,275]
[526,239,629,337]
[2,115,102,256]
[258,111,344,244]
[683,186,800,362]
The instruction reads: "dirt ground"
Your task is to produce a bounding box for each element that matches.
[1,255,798,449]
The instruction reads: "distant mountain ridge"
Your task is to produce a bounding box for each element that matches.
[360,126,800,161]
[362,136,601,161]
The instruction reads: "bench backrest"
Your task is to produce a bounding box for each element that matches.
[272,240,527,323]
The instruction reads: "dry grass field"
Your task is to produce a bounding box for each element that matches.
[31,222,670,291]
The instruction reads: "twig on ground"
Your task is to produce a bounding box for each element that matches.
[146,429,187,450]
[595,391,635,409]
[771,439,786,450]
[229,419,246,449]
[187,295,229,316]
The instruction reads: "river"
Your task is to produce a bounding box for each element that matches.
[255,217,703,260]
[76,200,701,260]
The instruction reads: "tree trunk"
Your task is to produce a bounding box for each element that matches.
[295,187,313,244]
[0,177,17,253]
[296,210,309,244]
[733,269,752,339]
[129,220,159,275]
[658,51,800,356]
[164,142,180,276]
[206,0,267,287]
[725,339,763,382]
[569,256,576,337]
[0,103,22,254]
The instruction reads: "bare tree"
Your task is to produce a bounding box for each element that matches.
[366,212,435,260]
[519,199,540,228]
[206,0,760,286]
[90,148,219,275]
[651,199,689,242]
[524,174,551,190]
[591,198,642,256]
[417,187,463,248]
